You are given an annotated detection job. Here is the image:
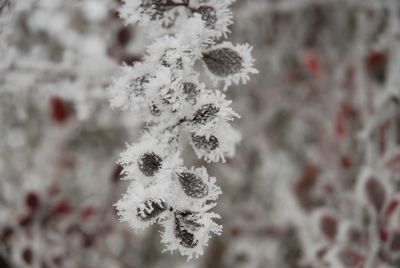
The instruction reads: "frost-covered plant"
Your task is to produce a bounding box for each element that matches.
[110,0,257,259]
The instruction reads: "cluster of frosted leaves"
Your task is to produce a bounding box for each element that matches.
[111,0,257,259]
[119,0,234,38]
[110,17,256,115]
[115,134,223,258]
[109,35,243,161]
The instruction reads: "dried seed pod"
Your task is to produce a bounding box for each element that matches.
[191,134,219,152]
[137,199,167,221]
[193,103,219,125]
[138,152,162,176]
[203,47,243,77]
[178,172,208,198]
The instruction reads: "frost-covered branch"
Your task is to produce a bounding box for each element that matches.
[109,0,257,259]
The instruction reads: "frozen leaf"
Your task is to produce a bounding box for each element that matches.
[202,42,258,89]
[203,47,243,78]
[190,122,240,163]
[192,103,220,125]
[175,227,197,248]
[338,247,365,268]
[178,172,209,199]
[119,0,177,26]
[189,90,239,136]
[174,210,202,248]
[191,134,219,153]
[175,210,203,231]
[138,152,163,177]
[364,177,386,213]
[319,214,338,240]
[137,199,167,221]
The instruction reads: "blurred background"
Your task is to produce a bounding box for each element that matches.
[1,0,400,267]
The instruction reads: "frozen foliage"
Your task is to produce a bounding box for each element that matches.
[4,0,400,267]
[111,0,257,259]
